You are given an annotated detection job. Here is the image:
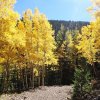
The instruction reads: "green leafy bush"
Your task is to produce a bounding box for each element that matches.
[72,67,92,100]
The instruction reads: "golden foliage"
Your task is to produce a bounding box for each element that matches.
[77,18,100,64]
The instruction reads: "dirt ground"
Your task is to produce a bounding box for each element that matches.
[0,86,73,100]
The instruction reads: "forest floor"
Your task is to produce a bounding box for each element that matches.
[0,86,73,100]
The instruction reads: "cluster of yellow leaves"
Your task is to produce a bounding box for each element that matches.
[0,0,57,73]
[77,18,100,64]
[77,0,100,64]
[18,8,57,66]
[67,33,74,48]
[0,0,25,67]
[88,0,100,18]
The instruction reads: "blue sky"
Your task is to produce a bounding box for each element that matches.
[14,0,92,21]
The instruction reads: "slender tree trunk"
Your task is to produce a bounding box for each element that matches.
[6,61,9,92]
[42,65,45,86]
[60,65,63,85]
[4,60,10,93]
[38,68,41,86]
[22,68,25,90]
[31,64,34,89]
[42,49,46,86]
[25,65,28,90]
[92,62,97,79]
[3,68,6,93]
[32,69,34,88]
[15,65,19,91]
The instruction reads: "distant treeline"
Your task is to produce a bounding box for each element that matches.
[49,20,89,34]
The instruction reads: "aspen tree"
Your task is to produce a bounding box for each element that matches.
[33,8,57,86]
[77,19,100,77]
[0,0,25,91]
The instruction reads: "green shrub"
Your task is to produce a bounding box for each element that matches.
[72,67,92,100]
